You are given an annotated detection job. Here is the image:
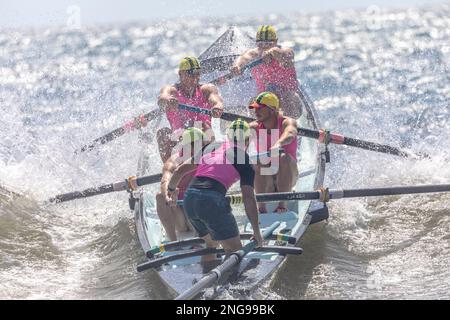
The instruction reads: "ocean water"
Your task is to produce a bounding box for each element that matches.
[0,4,449,299]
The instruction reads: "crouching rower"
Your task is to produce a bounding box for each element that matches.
[166,119,263,262]
[157,56,224,162]
[248,92,299,213]
[156,127,207,241]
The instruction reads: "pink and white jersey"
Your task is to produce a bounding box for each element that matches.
[194,141,241,191]
[251,58,298,93]
[256,116,298,161]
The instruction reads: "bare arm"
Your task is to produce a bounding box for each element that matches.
[231,49,259,75]
[167,160,197,192]
[157,85,178,112]
[160,157,177,195]
[201,84,224,116]
[266,47,295,68]
[241,185,263,247]
[273,117,298,149]
[235,49,259,67]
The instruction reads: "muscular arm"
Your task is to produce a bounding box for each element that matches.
[201,84,223,110]
[269,47,295,68]
[167,159,198,192]
[157,85,178,112]
[233,48,259,69]
[274,117,298,149]
[160,157,177,195]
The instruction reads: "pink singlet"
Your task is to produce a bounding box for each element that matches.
[166,85,213,131]
[194,141,241,191]
[251,58,298,93]
[256,116,297,161]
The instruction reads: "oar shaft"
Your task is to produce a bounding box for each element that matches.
[337,184,450,199]
[78,127,125,153]
[176,184,450,206]
[136,174,163,186]
[49,182,125,203]
[210,58,263,85]
[50,173,163,203]
[180,104,421,158]
[76,109,161,154]
[178,103,254,122]
[341,136,409,157]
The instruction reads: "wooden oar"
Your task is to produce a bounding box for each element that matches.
[177,183,450,206]
[48,173,162,204]
[75,59,262,154]
[175,221,280,300]
[179,104,429,158]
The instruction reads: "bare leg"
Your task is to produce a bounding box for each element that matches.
[254,164,276,213]
[219,235,242,256]
[156,192,178,241]
[201,233,220,262]
[275,153,298,212]
[156,127,177,163]
[173,206,193,238]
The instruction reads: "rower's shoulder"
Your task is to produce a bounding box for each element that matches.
[160,84,178,94]
[200,83,218,92]
[245,48,260,58]
[249,120,259,129]
[281,115,298,127]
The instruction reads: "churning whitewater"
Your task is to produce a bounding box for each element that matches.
[1,4,449,299]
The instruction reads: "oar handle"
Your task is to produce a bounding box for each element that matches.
[249,148,284,161]
[178,103,254,122]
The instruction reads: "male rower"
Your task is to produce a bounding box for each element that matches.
[166,119,262,262]
[231,25,303,118]
[156,127,207,241]
[248,92,299,213]
[157,56,224,163]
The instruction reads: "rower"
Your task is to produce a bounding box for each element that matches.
[231,25,303,118]
[156,127,207,242]
[248,92,299,213]
[166,119,263,262]
[156,56,224,162]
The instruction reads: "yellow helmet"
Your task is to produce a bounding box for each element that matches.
[181,127,204,145]
[248,92,280,110]
[227,118,251,142]
[179,56,201,71]
[256,25,277,42]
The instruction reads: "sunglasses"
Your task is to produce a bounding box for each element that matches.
[251,103,270,110]
[186,69,201,76]
[256,40,276,45]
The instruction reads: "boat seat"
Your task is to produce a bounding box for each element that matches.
[244,210,298,233]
